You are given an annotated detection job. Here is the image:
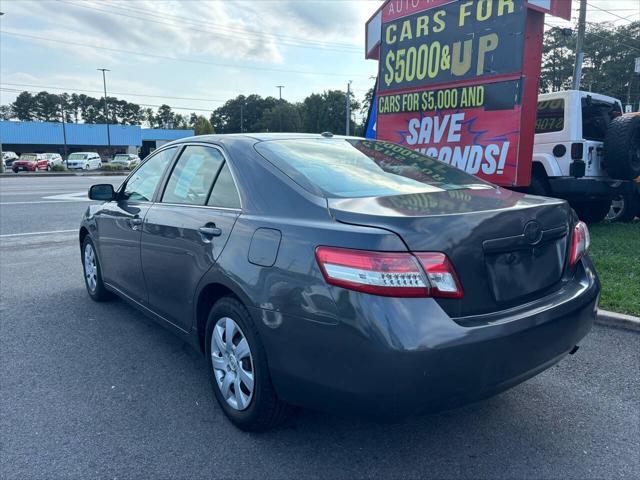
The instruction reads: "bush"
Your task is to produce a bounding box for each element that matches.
[101,163,125,171]
[51,164,67,172]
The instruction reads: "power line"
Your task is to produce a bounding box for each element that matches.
[544,23,640,52]
[1,82,226,103]
[586,2,638,23]
[0,30,370,78]
[57,0,361,54]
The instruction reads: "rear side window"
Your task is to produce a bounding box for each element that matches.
[207,163,241,209]
[535,99,564,133]
[162,146,223,206]
[581,97,621,141]
[124,147,177,201]
[255,139,489,198]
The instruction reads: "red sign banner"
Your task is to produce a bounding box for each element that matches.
[371,0,547,187]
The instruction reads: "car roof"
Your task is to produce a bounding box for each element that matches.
[165,132,363,147]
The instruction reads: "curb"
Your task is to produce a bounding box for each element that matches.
[0,172,127,178]
[596,309,640,332]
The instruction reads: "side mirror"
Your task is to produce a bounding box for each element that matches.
[89,184,115,201]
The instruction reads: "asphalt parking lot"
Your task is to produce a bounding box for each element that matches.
[1,175,639,479]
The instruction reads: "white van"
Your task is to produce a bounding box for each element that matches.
[67,152,102,170]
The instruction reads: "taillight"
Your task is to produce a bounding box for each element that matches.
[414,252,464,298]
[569,221,590,267]
[315,247,462,298]
[570,142,583,160]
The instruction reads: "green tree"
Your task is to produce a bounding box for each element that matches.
[155,104,175,128]
[0,104,14,120]
[192,115,214,135]
[259,102,302,132]
[300,90,360,134]
[211,94,277,133]
[11,92,36,121]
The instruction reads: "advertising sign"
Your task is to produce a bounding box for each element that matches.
[377,80,522,183]
[368,0,547,187]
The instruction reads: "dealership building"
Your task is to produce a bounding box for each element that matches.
[0,120,194,159]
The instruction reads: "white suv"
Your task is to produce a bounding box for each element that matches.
[532,90,639,223]
[67,152,102,170]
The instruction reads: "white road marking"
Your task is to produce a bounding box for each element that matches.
[0,229,77,238]
[42,192,91,202]
[0,200,91,205]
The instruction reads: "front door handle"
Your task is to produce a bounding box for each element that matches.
[199,225,222,237]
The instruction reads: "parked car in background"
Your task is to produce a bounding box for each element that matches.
[67,152,102,170]
[2,151,19,167]
[110,153,141,169]
[44,153,64,168]
[12,153,49,172]
[81,134,599,432]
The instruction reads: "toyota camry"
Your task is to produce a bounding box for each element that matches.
[80,134,599,431]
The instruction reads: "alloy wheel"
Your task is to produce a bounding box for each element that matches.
[84,243,97,292]
[210,317,255,411]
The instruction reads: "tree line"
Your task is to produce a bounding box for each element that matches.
[540,21,639,105]
[0,89,366,136]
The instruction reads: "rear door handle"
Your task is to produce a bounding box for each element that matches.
[199,225,222,237]
[129,217,143,230]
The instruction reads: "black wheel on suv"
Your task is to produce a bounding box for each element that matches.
[604,113,640,180]
[572,199,612,224]
[205,296,292,432]
[606,190,640,222]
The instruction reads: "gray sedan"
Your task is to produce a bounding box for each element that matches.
[80,134,599,431]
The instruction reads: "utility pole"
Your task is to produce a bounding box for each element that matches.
[346,80,352,136]
[60,98,68,163]
[276,85,284,132]
[572,0,587,90]
[240,103,244,133]
[97,68,112,158]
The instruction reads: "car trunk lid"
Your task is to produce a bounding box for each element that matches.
[328,186,572,317]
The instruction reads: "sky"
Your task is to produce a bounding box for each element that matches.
[0,0,638,121]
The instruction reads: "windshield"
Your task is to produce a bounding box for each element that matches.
[114,155,129,160]
[20,154,37,161]
[68,154,87,160]
[254,139,491,198]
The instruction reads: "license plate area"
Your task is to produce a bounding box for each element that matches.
[483,226,567,303]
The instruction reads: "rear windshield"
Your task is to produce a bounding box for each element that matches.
[581,97,622,141]
[254,139,490,198]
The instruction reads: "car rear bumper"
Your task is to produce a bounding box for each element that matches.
[253,258,599,417]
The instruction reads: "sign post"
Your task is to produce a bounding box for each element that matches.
[365,0,571,188]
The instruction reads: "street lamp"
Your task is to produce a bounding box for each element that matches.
[97,68,111,158]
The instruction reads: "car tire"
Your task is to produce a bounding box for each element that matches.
[84,164,89,170]
[205,296,292,432]
[603,113,640,180]
[571,199,612,224]
[81,237,112,302]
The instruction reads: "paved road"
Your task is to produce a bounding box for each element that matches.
[1,176,639,479]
